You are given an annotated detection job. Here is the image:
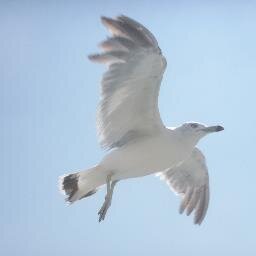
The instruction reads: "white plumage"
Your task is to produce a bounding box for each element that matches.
[89,16,166,149]
[59,15,223,225]
[158,148,209,224]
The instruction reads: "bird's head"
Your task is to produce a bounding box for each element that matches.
[176,122,224,144]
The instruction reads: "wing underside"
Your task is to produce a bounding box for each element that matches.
[158,148,210,225]
[89,15,167,149]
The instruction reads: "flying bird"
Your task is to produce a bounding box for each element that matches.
[59,15,224,225]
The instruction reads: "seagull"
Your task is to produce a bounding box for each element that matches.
[59,15,224,225]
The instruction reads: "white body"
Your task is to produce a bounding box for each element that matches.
[60,15,223,225]
[101,129,192,180]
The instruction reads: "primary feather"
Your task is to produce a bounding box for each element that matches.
[89,15,167,149]
[158,148,209,224]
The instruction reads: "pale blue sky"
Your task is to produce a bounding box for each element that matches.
[1,1,256,255]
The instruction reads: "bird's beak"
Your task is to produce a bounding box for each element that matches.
[201,125,224,133]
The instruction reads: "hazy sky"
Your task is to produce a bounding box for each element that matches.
[1,1,256,255]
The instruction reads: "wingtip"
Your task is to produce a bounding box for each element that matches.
[88,53,96,60]
[116,15,135,23]
[100,15,107,21]
[194,218,203,225]
[179,205,185,215]
[116,14,128,21]
[193,210,207,225]
[101,16,113,25]
[101,14,126,22]
[88,53,101,62]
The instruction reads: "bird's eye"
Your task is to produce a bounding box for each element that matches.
[190,123,198,128]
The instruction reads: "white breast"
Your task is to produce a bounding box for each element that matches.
[100,132,193,180]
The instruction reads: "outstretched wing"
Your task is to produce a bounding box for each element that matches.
[89,15,167,149]
[158,148,210,225]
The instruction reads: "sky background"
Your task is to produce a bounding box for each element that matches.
[1,0,256,255]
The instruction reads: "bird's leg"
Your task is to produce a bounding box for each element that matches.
[98,173,118,222]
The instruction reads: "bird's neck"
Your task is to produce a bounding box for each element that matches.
[171,129,199,151]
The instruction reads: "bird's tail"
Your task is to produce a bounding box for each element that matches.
[59,165,105,203]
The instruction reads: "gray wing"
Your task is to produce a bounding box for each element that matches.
[158,148,210,225]
[89,15,167,149]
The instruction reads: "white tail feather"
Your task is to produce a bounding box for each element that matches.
[59,165,105,203]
